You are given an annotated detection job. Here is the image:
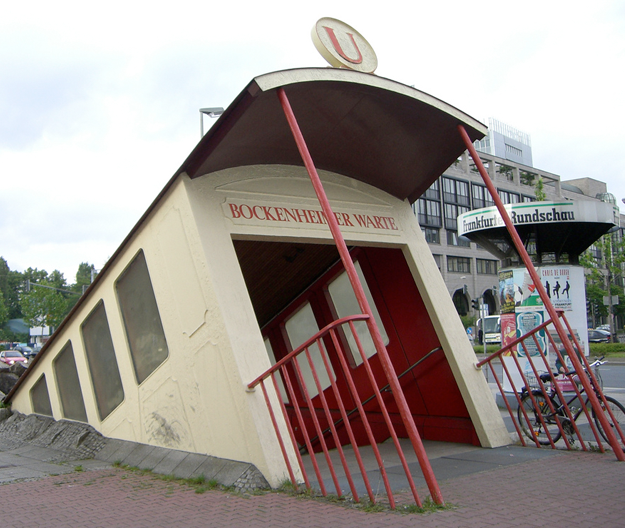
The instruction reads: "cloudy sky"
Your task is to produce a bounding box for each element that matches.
[1,0,624,282]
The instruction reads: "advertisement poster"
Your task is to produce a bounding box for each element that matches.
[514,269,543,310]
[500,313,516,355]
[539,266,572,311]
[499,270,515,314]
[516,310,546,356]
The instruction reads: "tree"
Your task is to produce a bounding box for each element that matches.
[72,262,97,294]
[534,176,546,201]
[580,232,625,333]
[0,257,24,319]
[21,283,69,334]
[0,290,8,328]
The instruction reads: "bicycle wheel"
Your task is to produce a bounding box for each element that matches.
[592,396,625,448]
[517,391,562,445]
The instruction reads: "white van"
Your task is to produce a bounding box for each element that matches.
[477,316,501,345]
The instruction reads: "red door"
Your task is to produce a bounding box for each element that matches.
[262,247,476,451]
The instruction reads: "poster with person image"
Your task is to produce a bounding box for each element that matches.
[539,266,572,311]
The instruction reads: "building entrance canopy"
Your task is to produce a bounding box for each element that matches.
[458,200,617,261]
[176,68,487,203]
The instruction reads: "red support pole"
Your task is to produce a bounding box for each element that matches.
[458,125,625,461]
[277,87,444,504]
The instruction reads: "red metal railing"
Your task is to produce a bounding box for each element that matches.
[249,314,435,509]
[476,310,625,453]
[458,125,625,461]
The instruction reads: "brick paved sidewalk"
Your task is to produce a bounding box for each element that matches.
[3,450,623,527]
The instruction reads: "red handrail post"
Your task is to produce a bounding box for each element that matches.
[278,87,444,503]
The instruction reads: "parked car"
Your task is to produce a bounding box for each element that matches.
[14,345,37,359]
[597,324,611,332]
[0,350,29,366]
[588,329,611,343]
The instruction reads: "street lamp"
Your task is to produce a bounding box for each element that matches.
[200,107,224,137]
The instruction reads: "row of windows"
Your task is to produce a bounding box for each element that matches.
[421,227,470,248]
[30,250,169,422]
[416,176,535,228]
[443,256,499,275]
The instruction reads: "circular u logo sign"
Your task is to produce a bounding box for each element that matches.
[311,17,378,73]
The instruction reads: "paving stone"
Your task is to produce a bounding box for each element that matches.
[136,446,170,470]
[122,444,157,468]
[171,453,206,479]
[93,438,130,462]
[190,455,229,479]
[151,449,189,475]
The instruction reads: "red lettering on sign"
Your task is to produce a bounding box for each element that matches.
[229,204,241,219]
[323,26,363,64]
[263,206,277,221]
[283,208,298,222]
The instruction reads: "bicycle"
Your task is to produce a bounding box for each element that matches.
[517,357,625,447]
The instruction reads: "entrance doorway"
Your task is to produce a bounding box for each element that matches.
[234,240,478,449]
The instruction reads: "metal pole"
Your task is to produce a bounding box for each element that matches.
[278,87,445,503]
[458,124,625,460]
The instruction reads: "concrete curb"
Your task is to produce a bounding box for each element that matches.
[0,412,269,491]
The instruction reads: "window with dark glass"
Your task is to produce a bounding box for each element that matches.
[54,341,88,422]
[81,301,124,420]
[416,198,441,227]
[498,190,520,204]
[31,375,53,416]
[421,227,440,244]
[521,195,535,203]
[447,230,471,247]
[476,259,499,275]
[444,204,470,231]
[432,254,442,271]
[422,180,440,200]
[442,177,470,207]
[472,183,495,209]
[116,251,169,384]
[447,256,471,273]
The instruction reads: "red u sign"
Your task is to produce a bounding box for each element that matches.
[322,26,363,64]
[312,17,378,73]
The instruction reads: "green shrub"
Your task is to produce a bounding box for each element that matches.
[589,342,625,356]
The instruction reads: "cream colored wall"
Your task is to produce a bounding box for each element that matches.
[10,176,294,486]
[10,163,510,489]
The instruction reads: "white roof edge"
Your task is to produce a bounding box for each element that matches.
[253,68,488,136]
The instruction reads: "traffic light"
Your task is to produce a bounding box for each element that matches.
[472,298,480,311]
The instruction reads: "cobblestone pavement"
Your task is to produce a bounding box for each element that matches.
[2,449,624,527]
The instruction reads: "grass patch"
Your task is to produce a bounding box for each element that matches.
[113,464,233,495]
[74,465,84,472]
[359,501,386,513]
[399,497,452,514]
[589,343,625,357]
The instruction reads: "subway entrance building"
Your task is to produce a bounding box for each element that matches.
[5,26,513,502]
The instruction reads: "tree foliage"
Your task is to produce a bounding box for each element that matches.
[580,232,625,329]
[21,284,68,331]
[0,258,98,338]
[534,176,546,201]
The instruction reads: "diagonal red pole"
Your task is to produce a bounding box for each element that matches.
[278,87,444,504]
[458,124,624,461]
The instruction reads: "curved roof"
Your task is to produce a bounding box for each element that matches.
[177,68,487,203]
